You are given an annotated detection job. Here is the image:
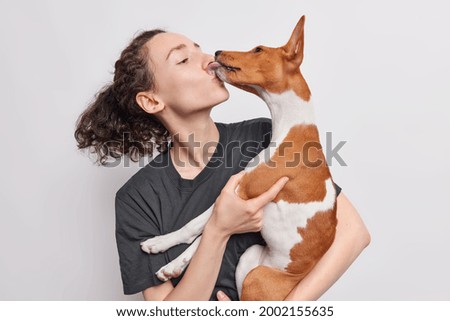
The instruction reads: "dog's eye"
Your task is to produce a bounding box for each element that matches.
[254,47,263,53]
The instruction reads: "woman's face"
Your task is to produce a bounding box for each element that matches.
[146,32,229,116]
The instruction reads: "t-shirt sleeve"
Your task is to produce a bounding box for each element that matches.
[334,182,342,197]
[115,192,169,295]
[258,117,272,148]
[240,117,272,147]
[229,117,271,141]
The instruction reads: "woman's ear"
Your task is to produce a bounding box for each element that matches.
[136,91,165,114]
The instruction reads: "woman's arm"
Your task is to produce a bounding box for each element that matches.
[143,222,231,300]
[143,172,289,301]
[284,192,371,300]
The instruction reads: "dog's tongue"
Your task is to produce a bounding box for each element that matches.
[207,61,221,73]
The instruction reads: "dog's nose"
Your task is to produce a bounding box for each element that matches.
[215,50,223,57]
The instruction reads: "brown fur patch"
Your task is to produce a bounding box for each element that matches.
[237,124,331,203]
[286,204,337,274]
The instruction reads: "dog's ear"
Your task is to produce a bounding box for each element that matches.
[283,15,305,67]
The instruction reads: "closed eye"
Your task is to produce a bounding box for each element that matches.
[177,58,189,64]
[254,47,263,53]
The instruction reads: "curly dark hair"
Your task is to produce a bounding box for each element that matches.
[74,29,169,166]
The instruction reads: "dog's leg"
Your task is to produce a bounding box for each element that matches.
[156,236,202,281]
[141,205,213,254]
[235,244,266,298]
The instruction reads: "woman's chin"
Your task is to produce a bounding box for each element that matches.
[221,89,230,102]
[212,88,230,105]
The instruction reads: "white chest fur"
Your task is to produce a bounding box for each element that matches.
[244,88,316,171]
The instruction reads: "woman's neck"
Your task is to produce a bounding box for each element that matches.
[167,115,219,175]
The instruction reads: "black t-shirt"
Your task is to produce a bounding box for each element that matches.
[115,117,342,300]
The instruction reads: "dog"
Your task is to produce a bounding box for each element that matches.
[140,15,338,300]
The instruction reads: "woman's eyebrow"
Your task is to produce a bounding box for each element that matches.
[166,43,201,60]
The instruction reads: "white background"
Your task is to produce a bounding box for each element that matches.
[1,0,449,300]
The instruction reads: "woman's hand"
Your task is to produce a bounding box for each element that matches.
[206,171,289,238]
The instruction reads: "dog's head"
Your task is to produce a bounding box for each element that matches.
[210,15,310,101]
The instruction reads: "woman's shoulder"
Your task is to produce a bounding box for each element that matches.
[217,117,272,142]
[115,152,169,202]
[219,117,271,129]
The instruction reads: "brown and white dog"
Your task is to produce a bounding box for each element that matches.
[141,15,338,300]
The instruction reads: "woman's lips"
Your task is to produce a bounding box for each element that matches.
[207,61,240,79]
[207,61,222,76]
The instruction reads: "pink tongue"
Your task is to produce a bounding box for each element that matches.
[207,62,221,72]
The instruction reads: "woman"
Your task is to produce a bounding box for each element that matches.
[74,29,370,301]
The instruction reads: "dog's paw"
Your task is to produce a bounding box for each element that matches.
[140,235,172,254]
[156,258,189,281]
